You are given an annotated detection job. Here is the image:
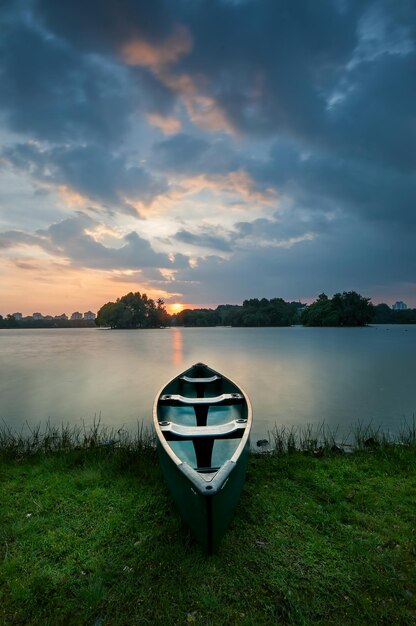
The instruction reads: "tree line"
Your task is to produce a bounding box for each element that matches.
[3,291,414,330]
[175,299,303,327]
[94,291,376,328]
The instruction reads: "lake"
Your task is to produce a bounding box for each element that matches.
[0,326,415,441]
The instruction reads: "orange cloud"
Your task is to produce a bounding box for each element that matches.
[56,185,88,207]
[122,25,192,68]
[160,72,235,134]
[147,113,182,135]
[127,168,277,219]
[121,25,235,135]
[177,170,277,206]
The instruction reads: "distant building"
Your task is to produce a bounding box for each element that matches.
[392,301,407,311]
[54,313,68,320]
[71,311,83,320]
[83,311,96,320]
[32,312,43,320]
[12,312,23,321]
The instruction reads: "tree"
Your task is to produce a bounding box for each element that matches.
[373,303,393,323]
[176,298,299,327]
[95,292,169,329]
[302,292,374,327]
[332,291,374,326]
[175,308,220,327]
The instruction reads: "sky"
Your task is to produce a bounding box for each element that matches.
[0,0,415,316]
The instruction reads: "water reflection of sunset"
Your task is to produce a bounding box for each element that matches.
[171,327,183,366]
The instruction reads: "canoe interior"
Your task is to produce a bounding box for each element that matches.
[156,363,249,477]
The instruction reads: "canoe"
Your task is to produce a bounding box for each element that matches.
[153,362,252,553]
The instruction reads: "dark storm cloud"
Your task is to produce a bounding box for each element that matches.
[326,53,416,171]
[176,0,362,139]
[3,143,167,210]
[151,134,244,176]
[28,0,361,140]
[152,134,210,172]
[0,15,135,145]
[5,0,416,163]
[34,0,175,54]
[173,209,330,254]
[245,141,416,230]
[171,219,416,304]
[234,209,334,243]
[26,0,180,119]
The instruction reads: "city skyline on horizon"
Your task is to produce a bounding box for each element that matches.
[1,2,415,311]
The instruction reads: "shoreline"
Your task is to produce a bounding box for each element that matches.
[1,418,415,460]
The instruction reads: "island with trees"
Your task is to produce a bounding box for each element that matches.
[95,292,169,329]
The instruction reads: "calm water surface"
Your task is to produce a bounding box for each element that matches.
[0,326,415,440]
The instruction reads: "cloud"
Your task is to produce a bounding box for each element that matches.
[326,53,416,172]
[0,230,42,250]
[121,25,192,68]
[170,216,416,305]
[1,0,416,308]
[1,214,189,271]
[152,133,210,171]
[147,113,182,135]
[0,17,136,146]
[3,143,168,213]
[34,0,177,55]
[253,141,416,229]
[174,227,233,253]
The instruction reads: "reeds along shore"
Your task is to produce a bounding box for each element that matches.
[0,418,156,460]
[0,416,415,459]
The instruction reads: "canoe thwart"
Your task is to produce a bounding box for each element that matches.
[180,375,221,384]
[159,418,247,441]
[159,392,243,406]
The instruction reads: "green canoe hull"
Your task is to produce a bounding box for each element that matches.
[157,438,250,553]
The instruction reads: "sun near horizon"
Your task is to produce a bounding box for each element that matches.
[167,302,185,314]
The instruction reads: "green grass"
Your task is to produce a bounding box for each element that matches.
[1,439,415,625]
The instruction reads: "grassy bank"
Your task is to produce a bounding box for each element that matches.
[0,425,415,625]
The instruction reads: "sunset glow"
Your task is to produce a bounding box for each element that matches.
[167,302,185,314]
